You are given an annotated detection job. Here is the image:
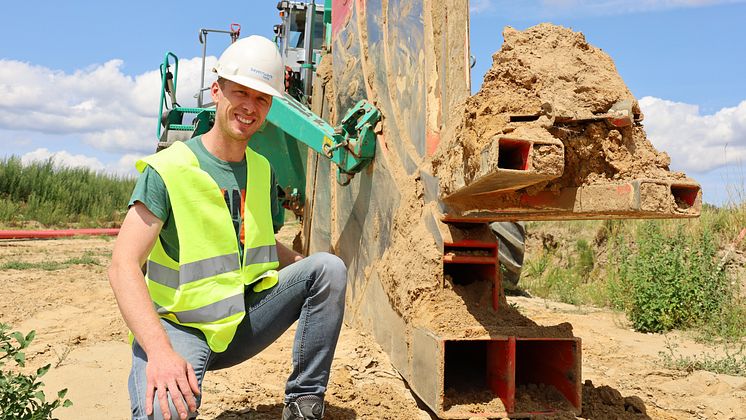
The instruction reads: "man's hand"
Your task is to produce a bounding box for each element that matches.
[145,348,200,420]
[276,240,303,269]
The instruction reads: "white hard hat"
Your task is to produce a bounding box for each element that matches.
[212,35,285,97]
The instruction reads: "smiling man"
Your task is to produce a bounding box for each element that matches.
[108,35,346,420]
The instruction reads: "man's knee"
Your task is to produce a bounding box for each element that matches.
[318,252,346,276]
[312,252,347,293]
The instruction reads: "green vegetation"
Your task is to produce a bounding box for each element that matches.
[522,205,746,341]
[659,338,746,376]
[0,156,135,227]
[0,324,72,419]
[613,222,730,333]
[1,252,101,271]
[1,261,67,271]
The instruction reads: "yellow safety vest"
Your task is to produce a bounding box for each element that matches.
[135,141,279,352]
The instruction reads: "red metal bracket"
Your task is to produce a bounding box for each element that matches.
[443,240,500,311]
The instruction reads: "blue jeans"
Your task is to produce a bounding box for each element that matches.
[128,252,347,420]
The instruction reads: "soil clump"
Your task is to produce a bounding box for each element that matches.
[581,380,650,419]
[432,23,691,197]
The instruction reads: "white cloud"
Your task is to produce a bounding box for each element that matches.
[112,153,144,177]
[21,148,105,172]
[470,0,495,13]
[0,56,216,155]
[640,96,746,173]
[20,147,143,177]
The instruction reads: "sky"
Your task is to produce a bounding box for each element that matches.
[1,0,745,205]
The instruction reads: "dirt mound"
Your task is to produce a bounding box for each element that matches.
[479,23,633,121]
[581,380,650,419]
[433,23,688,196]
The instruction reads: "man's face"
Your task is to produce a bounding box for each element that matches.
[211,78,273,142]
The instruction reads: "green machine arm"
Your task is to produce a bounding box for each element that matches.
[266,94,380,186]
[248,93,381,217]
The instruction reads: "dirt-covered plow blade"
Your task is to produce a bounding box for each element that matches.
[443,178,701,223]
[304,0,701,417]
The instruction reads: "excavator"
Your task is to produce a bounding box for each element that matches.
[155,0,701,417]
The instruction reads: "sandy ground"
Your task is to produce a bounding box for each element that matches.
[1,232,745,419]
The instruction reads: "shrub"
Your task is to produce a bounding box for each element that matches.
[523,251,582,305]
[521,207,746,340]
[617,222,731,333]
[0,324,72,419]
[545,266,581,305]
[575,239,594,278]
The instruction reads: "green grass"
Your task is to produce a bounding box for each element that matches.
[0,156,135,227]
[521,205,746,341]
[1,252,101,271]
[1,261,67,271]
[659,338,746,376]
[521,237,598,306]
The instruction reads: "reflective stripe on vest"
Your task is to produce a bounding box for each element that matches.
[147,245,278,289]
[147,253,242,289]
[155,293,245,323]
[135,141,279,352]
[245,244,279,265]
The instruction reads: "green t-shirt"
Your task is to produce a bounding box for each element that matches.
[129,136,283,262]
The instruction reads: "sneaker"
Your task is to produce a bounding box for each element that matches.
[282,395,325,420]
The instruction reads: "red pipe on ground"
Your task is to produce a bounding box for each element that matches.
[0,228,120,240]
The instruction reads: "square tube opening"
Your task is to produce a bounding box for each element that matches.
[671,184,699,209]
[509,115,541,123]
[443,242,499,310]
[515,339,581,414]
[443,339,512,415]
[498,139,531,170]
[443,263,495,286]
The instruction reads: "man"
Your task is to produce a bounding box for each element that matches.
[109,35,346,420]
